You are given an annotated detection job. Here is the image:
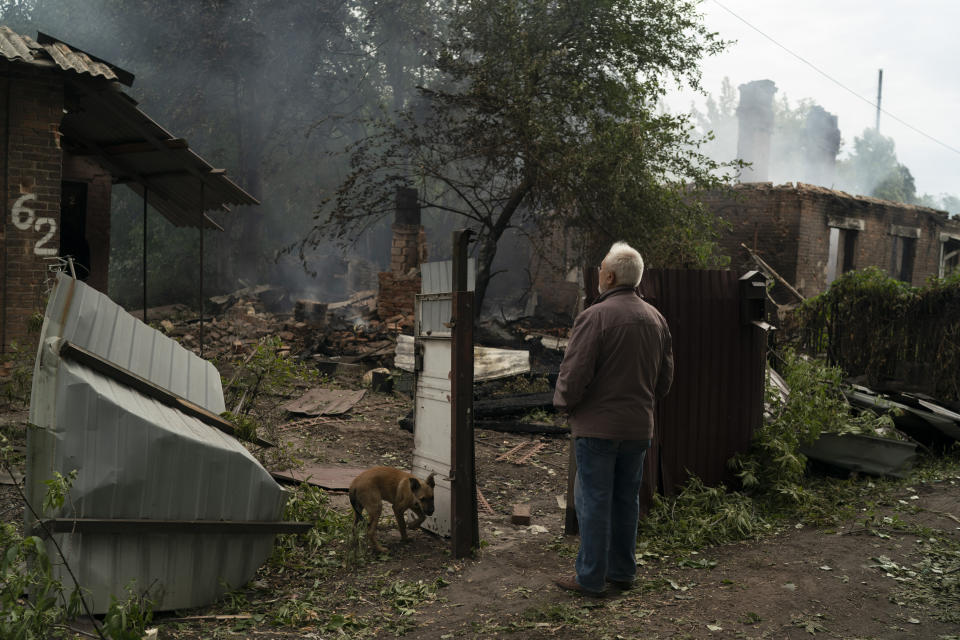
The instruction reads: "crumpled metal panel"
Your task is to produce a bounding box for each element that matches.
[41,272,224,412]
[27,275,286,613]
[800,433,916,478]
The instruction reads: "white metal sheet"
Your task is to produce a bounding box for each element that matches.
[413,338,452,537]
[394,334,530,381]
[420,259,476,294]
[38,272,225,413]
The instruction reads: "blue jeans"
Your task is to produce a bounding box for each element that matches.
[574,437,650,593]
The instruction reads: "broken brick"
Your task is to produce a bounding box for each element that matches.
[511,504,531,526]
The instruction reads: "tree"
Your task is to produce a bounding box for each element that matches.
[306,0,735,313]
[836,128,914,202]
[691,76,738,165]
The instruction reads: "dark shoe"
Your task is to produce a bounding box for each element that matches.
[555,575,605,598]
[606,578,633,591]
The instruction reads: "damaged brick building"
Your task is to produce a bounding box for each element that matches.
[707,79,960,300]
[0,27,256,352]
[708,183,960,299]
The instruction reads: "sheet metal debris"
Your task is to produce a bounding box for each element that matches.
[270,464,367,490]
[281,388,366,416]
[800,432,917,478]
[26,274,299,613]
[844,386,960,444]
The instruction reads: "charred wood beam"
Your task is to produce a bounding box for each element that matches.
[71,80,254,205]
[474,391,555,418]
[38,518,312,536]
[70,138,189,156]
[58,340,275,448]
[474,419,569,435]
[59,130,224,230]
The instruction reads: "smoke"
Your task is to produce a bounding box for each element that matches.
[690,77,958,213]
[1,0,451,306]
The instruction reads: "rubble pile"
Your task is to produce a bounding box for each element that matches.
[152,286,413,369]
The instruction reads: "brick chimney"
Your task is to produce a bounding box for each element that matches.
[377,186,427,321]
[390,187,427,275]
[802,105,841,187]
[736,80,778,182]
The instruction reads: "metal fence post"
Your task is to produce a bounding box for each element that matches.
[450,229,477,557]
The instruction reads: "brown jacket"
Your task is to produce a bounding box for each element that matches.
[553,286,673,440]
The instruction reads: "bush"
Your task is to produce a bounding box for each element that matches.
[733,350,894,506]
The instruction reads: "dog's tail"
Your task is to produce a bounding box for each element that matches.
[348,487,363,524]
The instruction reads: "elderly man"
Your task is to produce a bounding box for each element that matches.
[553,241,674,596]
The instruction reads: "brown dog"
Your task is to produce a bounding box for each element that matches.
[349,466,436,552]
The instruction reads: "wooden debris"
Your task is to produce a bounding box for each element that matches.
[474,392,554,418]
[294,299,328,327]
[515,441,545,464]
[276,415,341,432]
[495,440,546,464]
[477,488,495,515]
[495,442,529,462]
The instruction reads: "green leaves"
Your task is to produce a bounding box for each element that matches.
[731,350,897,510]
[799,267,960,403]
[41,469,77,515]
[381,578,448,615]
[102,582,155,640]
[639,476,767,553]
[314,0,737,310]
[0,523,81,640]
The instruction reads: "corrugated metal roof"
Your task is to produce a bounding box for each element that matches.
[0,26,118,81]
[27,274,287,613]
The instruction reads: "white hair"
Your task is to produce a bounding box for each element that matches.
[604,241,645,287]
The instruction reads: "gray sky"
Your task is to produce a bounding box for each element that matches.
[665,0,960,198]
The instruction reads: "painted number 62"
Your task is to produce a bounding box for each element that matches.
[11,193,57,256]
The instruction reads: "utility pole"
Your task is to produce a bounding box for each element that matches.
[876,69,883,132]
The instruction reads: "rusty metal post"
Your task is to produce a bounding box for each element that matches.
[142,187,148,323]
[564,265,599,536]
[450,229,477,557]
[564,439,578,535]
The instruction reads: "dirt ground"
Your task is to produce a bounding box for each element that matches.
[4,379,960,640]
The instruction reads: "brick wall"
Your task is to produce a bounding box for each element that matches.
[376,272,420,320]
[705,182,956,300]
[1,67,64,351]
[62,153,112,293]
[704,183,802,299]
